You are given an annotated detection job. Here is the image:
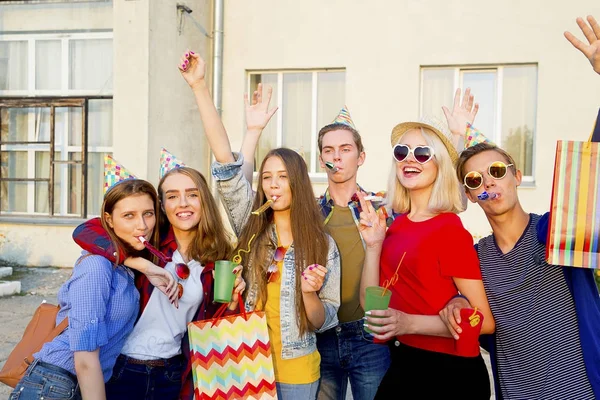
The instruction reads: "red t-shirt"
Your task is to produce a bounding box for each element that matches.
[379,213,481,356]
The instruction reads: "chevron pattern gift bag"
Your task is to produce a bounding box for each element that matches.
[188,301,277,399]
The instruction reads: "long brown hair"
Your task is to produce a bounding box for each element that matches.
[101,179,160,265]
[234,148,329,336]
[157,167,232,264]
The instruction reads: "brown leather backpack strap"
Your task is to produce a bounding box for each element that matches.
[45,317,69,343]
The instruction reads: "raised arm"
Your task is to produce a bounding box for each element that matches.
[442,88,479,152]
[240,83,278,182]
[179,50,234,163]
[564,15,600,75]
[356,192,387,309]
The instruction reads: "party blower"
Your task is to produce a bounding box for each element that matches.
[477,191,499,201]
[325,161,339,173]
[137,236,172,264]
[252,196,279,215]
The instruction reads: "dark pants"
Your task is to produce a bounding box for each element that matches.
[376,341,491,399]
[105,354,185,400]
[317,319,391,400]
[10,359,81,400]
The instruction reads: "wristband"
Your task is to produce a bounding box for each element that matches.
[452,293,470,303]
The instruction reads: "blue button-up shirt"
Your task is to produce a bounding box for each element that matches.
[35,252,139,382]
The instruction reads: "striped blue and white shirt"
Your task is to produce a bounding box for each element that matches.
[35,252,139,382]
[477,214,594,400]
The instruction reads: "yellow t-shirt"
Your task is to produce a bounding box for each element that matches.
[263,258,320,384]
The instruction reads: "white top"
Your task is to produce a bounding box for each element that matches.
[121,250,204,360]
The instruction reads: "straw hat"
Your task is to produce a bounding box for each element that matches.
[390,117,459,164]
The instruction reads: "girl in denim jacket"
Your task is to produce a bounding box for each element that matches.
[179,50,340,399]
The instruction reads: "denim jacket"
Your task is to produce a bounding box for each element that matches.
[212,152,341,360]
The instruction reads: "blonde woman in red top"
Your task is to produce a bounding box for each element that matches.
[358,120,495,399]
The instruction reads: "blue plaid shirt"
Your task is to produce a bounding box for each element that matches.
[35,252,139,382]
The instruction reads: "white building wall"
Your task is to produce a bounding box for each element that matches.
[219,0,600,237]
[0,1,113,267]
[0,1,112,31]
[2,0,600,266]
[0,0,213,267]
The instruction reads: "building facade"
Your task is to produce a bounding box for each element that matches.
[1,0,599,266]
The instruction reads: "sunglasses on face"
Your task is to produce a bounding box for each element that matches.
[392,144,435,164]
[267,246,287,283]
[174,262,190,299]
[463,161,515,190]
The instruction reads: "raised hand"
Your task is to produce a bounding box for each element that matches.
[301,264,327,293]
[442,88,479,139]
[178,49,207,90]
[356,192,387,248]
[245,83,278,133]
[564,15,600,75]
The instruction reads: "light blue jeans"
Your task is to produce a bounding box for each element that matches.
[276,380,319,400]
[10,359,81,400]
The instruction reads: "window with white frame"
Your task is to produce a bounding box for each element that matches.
[248,70,346,176]
[420,65,538,182]
[0,32,113,218]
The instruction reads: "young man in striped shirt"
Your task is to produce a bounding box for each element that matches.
[451,142,600,399]
[442,15,600,400]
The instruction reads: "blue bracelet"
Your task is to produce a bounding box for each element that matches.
[453,293,470,303]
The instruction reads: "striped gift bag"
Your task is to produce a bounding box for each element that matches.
[546,139,600,268]
[188,301,277,400]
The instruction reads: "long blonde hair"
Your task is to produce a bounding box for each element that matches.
[387,127,464,214]
[157,167,233,264]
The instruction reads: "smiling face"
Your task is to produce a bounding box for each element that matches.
[319,128,365,184]
[462,149,522,217]
[394,129,438,193]
[104,193,156,251]
[160,172,202,233]
[261,155,292,211]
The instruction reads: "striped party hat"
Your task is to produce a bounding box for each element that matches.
[104,155,136,195]
[159,148,186,179]
[331,106,356,130]
[465,123,494,148]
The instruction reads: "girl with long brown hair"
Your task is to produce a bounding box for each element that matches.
[72,161,244,400]
[11,175,165,400]
[180,51,340,399]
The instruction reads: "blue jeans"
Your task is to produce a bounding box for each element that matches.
[316,319,391,400]
[276,380,319,400]
[10,359,81,400]
[105,354,185,400]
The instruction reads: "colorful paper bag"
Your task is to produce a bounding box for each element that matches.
[546,140,600,268]
[592,108,600,143]
[188,303,277,399]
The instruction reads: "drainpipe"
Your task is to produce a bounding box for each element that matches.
[212,0,224,116]
[210,0,224,193]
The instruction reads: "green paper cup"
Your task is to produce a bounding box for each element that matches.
[214,260,237,303]
[364,286,392,333]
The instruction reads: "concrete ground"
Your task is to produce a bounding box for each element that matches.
[0,265,494,399]
[0,265,72,398]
